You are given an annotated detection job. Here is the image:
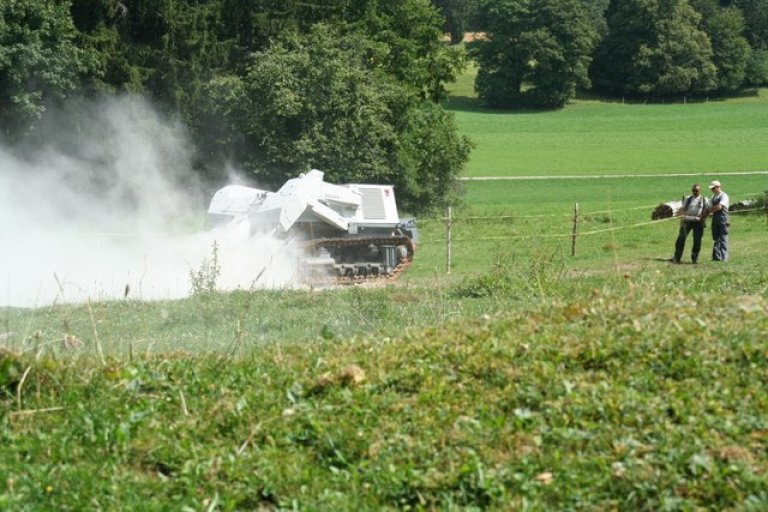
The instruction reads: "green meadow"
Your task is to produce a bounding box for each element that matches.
[455,100,768,177]
[447,64,768,177]
[419,65,768,282]
[2,68,768,510]
[407,171,767,283]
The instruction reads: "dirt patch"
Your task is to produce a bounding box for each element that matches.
[462,32,488,43]
[441,32,489,43]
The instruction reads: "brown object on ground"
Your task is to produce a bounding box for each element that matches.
[651,200,683,220]
[339,364,366,386]
[730,199,756,212]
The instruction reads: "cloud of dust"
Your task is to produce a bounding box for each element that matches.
[0,96,300,308]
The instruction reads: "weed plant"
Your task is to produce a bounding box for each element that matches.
[189,241,221,295]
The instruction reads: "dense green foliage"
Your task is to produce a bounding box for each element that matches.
[434,0,481,43]
[465,0,768,106]
[197,26,471,211]
[1,0,468,212]
[0,0,95,139]
[734,0,768,84]
[734,0,768,49]
[469,0,598,108]
[699,3,752,91]
[591,0,717,96]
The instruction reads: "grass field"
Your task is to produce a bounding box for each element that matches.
[2,67,768,510]
[406,172,767,283]
[424,64,768,283]
[3,287,767,510]
[446,64,768,177]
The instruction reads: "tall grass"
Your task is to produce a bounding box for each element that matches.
[2,276,767,509]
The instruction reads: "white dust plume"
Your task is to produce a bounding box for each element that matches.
[0,96,299,308]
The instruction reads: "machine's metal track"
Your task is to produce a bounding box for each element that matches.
[301,235,415,286]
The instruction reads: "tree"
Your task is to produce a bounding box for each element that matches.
[689,0,750,91]
[650,1,717,94]
[732,0,768,85]
[2,0,471,210]
[346,1,467,102]
[591,0,717,96]
[744,48,768,85]
[69,0,146,94]
[191,0,468,192]
[394,99,472,210]
[205,27,470,212]
[0,0,94,138]
[469,0,528,107]
[525,0,600,106]
[732,0,768,49]
[580,0,611,38]
[470,0,597,108]
[433,0,480,43]
[705,6,751,91]
[212,0,467,101]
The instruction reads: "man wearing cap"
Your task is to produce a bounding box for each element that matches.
[705,180,729,261]
[672,183,709,264]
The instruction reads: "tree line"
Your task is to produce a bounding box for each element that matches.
[1,0,470,213]
[2,1,767,211]
[441,0,768,108]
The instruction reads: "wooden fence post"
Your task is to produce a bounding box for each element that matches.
[571,203,579,257]
[446,206,452,274]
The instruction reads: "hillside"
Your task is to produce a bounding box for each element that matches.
[2,272,768,509]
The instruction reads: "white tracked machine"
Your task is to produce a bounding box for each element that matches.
[207,170,417,284]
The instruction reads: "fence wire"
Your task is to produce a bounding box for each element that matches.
[420,202,765,244]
